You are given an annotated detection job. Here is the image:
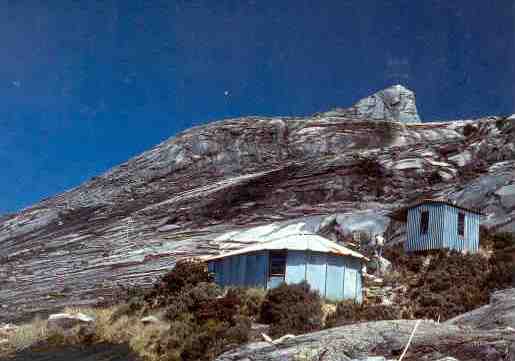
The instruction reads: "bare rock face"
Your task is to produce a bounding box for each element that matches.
[215,320,515,361]
[327,84,421,123]
[47,313,95,331]
[446,288,515,330]
[0,89,513,323]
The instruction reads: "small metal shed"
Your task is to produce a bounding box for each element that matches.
[205,234,367,303]
[390,199,483,253]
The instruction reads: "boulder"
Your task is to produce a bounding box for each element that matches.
[47,312,95,331]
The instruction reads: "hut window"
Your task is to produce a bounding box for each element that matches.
[420,211,429,235]
[458,212,465,237]
[269,251,286,277]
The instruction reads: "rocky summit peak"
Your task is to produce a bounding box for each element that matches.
[345,84,421,124]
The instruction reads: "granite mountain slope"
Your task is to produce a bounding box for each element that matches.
[0,86,514,322]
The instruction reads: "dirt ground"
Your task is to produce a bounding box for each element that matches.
[0,343,140,361]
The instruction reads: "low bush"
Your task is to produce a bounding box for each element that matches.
[324,301,404,328]
[383,246,509,322]
[144,259,215,309]
[259,282,323,338]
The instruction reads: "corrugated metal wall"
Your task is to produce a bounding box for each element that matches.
[306,253,327,296]
[405,203,445,252]
[443,205,480,253]
[405,204,480,253]
[325,254,345,301]
[208,250,363,302]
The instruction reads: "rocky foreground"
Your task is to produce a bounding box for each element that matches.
[216,289,515,361]
[0,85,514,322]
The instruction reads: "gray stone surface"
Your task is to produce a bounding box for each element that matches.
[0,92,513,323]
[496,184,515,210]
[215,319,515,361]
[47,313,95,331]
[334,84,421,123]
[446,288,515,330]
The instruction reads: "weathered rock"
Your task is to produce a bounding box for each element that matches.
[0,88,513,323]
[140,315,161,325]
[495,184,515,210]
[446,288,515,330]
[47,313,95,331]
[249,323,270,342]
[215,320,515,361]
[332,84,421,123]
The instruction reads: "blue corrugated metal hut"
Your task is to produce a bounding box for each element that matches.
[205,234,367,303]
[390,199,483,253]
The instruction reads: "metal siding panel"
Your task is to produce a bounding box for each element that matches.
[356,262,363,304]
[306,253,327,297]
[285,251,307,284]
[222,257,231,286]
[232,255,241,286]
[343,266,358,300]
[256,251,268,288]
[326,255,345,301]
[406,208,417,252]
[245,254,257,286]
[215,261,222,285]
[238,255,247,285]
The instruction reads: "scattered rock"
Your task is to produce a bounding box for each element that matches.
[249,323,270,342]
[0,323,18,338]
[140,315,161,325]
[47,313,95,331]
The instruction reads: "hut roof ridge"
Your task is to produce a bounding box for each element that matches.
[203,233,367,261]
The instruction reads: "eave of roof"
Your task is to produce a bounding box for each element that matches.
[201,234,368,262]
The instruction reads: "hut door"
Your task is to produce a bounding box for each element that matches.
[343,268,358,300]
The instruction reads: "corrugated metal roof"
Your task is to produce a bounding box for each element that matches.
[202,234,367,261]
[388,198,485,222]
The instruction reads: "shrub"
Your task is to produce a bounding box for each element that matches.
[406,251,491,321]
[259,282,323,338]
[145,259,214,309]
[164,282,222,321]
[486,232,514,290]
[324,301,403,328]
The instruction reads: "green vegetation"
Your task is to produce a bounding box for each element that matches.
[259,281,323,338]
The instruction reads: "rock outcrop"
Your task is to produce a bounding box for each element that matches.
[446,288,515,330]
[0,87,514,322]
[326,84,421,123]
[216,319,515,361]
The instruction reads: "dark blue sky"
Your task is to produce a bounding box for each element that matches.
[1,0,514,214]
